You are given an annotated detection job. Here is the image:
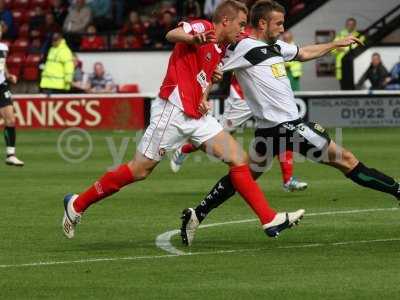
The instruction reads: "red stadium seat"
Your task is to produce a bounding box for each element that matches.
[12,9,29,25]
[4,0,12,9]
[10,38,29,54]
[23,55,41,81]
[118,84,139,93]
[30,0,49,9]
[18,23,30,38]
[11,0,30,9]
[27,9,38,22]
[6,53,25,77]
[25,53,41,65]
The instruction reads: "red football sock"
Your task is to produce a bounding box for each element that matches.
[229,165,276,224]
[279,150,293,184]
[181,143,197,154]
[73,164,135,213]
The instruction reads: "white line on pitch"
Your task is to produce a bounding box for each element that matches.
[155,207,399,255]
[1,237,400,269]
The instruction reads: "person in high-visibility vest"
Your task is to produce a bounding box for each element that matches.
[282,31,302,91]
[40,32,74,94]
[333,18,365,90]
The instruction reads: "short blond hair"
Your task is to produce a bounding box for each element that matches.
[212,0,248,24]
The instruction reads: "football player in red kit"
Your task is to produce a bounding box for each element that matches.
[62,0,304,240]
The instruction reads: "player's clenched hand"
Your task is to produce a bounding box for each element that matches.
[334,36,364,48]
[7,74,18,84]
[198,99,211,115]
[212,68,223,83]
[191,30,217,45]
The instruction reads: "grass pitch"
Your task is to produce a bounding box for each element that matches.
[1,128,400,299]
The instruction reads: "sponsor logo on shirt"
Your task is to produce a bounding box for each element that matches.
[192,22,206,33]
[260,48,267,55]
[271,63,287,78]
[206,52,212,62]
[196,70,209,92]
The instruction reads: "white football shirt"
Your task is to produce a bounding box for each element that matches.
[222,37,300,128]
[0,42,8,84]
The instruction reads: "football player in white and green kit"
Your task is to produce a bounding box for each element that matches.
[0,25,24,166]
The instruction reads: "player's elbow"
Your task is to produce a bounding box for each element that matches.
[165,30,177,43]
[296,50,308,62]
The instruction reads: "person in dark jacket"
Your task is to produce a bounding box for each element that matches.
[356,53,389,90]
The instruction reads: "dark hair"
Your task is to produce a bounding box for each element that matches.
[250,0,285,28]
[212,0,248,24]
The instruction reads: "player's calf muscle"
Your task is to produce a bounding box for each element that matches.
[325,142,359,173]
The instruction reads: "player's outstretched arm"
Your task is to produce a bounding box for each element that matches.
[297,36,364,62]
[166,27,216,45]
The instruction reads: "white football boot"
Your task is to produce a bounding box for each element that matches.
[283,177,308,192]
[263,209,305,237]
[62,194,81,239]
[5,155,24,167]
[170,146,188,173]
[180,208,200,246]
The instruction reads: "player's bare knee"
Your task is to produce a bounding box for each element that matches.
[4,116,15,127]
[230,151,249,167]
[342,149,358,169]
[127,157,157,181]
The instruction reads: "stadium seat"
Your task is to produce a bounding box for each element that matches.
[27,9,38,22]
[23,54,41,81]
[6,53,25,77]
[18,23,30,38]
[11,0,30,9]
[118,84,139,93]
[12,9,29,25]
[4,0,12,8]
[29,0,49,9]
[10,38,29,55]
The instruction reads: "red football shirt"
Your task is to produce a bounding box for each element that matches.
[158,20,225,119]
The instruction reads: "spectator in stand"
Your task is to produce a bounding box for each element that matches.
[51,0,68,27]
[42,13,62,36]
[356,53,389,90]
[385,57,400,90]
[144,15,165,49]
[333,18,365,90]
[159,1,177,16]
[29,6,46,41]
[87,0,112,31]
[71,54,88,92]
[80,24,105,50]
[115,34,143,49]
[35,14,62,55]
[120,11,145,37]
[114,0,125,27]
[182,0,201,21]
[86,62,116,93]
[282,31,302,91]
[0,0,15,39]
[159,11,177,49]
[40,32,74,94]
[203,0,223,19]
[63,0,93,34]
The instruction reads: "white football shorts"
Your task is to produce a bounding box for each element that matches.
[137,97,223,161]
[222,96,253,132]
